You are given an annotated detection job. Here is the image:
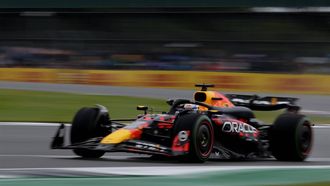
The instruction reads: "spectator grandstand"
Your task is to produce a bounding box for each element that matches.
[0,1,330,73]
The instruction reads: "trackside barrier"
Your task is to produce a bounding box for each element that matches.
[0,68,329,94]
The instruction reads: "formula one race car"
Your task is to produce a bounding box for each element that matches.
[51,84,313,162]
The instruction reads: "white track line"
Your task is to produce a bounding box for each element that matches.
[1,154,329,162]
[0,154,76,158]
[0,175,18,179]
[313,125,330,128]
[307,157,330,161]
[0,154,146,159]
[0,154,328,160]
[0,122,70,127]
[1,166,330,176]
[302,110,330,115]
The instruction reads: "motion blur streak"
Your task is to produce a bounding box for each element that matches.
[0,68,330,94]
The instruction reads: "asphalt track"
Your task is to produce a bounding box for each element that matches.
[1,123,330,172]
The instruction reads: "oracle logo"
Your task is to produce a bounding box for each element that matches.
[222,121,257,134]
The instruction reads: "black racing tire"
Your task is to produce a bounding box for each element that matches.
[70,107,108,158]
[173,113,214,163]
[270,113,313,161]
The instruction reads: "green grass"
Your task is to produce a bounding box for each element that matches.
[0,89,329,123]
[254,110,330,124]
[0,89,168,122]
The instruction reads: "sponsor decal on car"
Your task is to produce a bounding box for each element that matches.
[134,141,167,152]
[222,121,257,134]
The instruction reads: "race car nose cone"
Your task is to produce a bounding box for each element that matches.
[101,129,132,144]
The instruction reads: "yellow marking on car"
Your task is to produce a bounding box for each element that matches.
[100,129,132,144]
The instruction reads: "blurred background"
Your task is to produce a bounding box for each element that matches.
[0,1,330,96]
[0,2,330,74]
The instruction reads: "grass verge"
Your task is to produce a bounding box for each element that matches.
[0,89,329,123]
[0,89,168,122]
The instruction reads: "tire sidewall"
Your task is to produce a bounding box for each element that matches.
[271,113,313,161]
[174,113,214,162]
[190,115,214,161]
[294,117,313,160]
[70,107,107,158]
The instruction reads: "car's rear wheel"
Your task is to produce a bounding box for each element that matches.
[270,113,313,161]
[71,107,108,158]
[173,113,214,162]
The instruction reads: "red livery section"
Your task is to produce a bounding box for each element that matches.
[171,131,190,155]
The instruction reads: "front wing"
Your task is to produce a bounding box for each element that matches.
[50,124,186,157]
[50,124,253,160]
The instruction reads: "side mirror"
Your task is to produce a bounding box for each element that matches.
[137,105,148,114]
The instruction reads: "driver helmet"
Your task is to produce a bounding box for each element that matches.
[183,103,199,111]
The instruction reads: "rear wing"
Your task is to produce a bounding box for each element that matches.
[225,94,299,111]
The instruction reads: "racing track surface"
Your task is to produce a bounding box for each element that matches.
[1,123,330,173]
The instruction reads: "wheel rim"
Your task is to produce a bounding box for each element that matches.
[197,122,212,156]
[299,122,312,155]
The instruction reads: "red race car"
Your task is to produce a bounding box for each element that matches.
[51,84,313,162]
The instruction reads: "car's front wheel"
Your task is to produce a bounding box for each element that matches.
[174,113,214,162]
[70,107,108,158]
